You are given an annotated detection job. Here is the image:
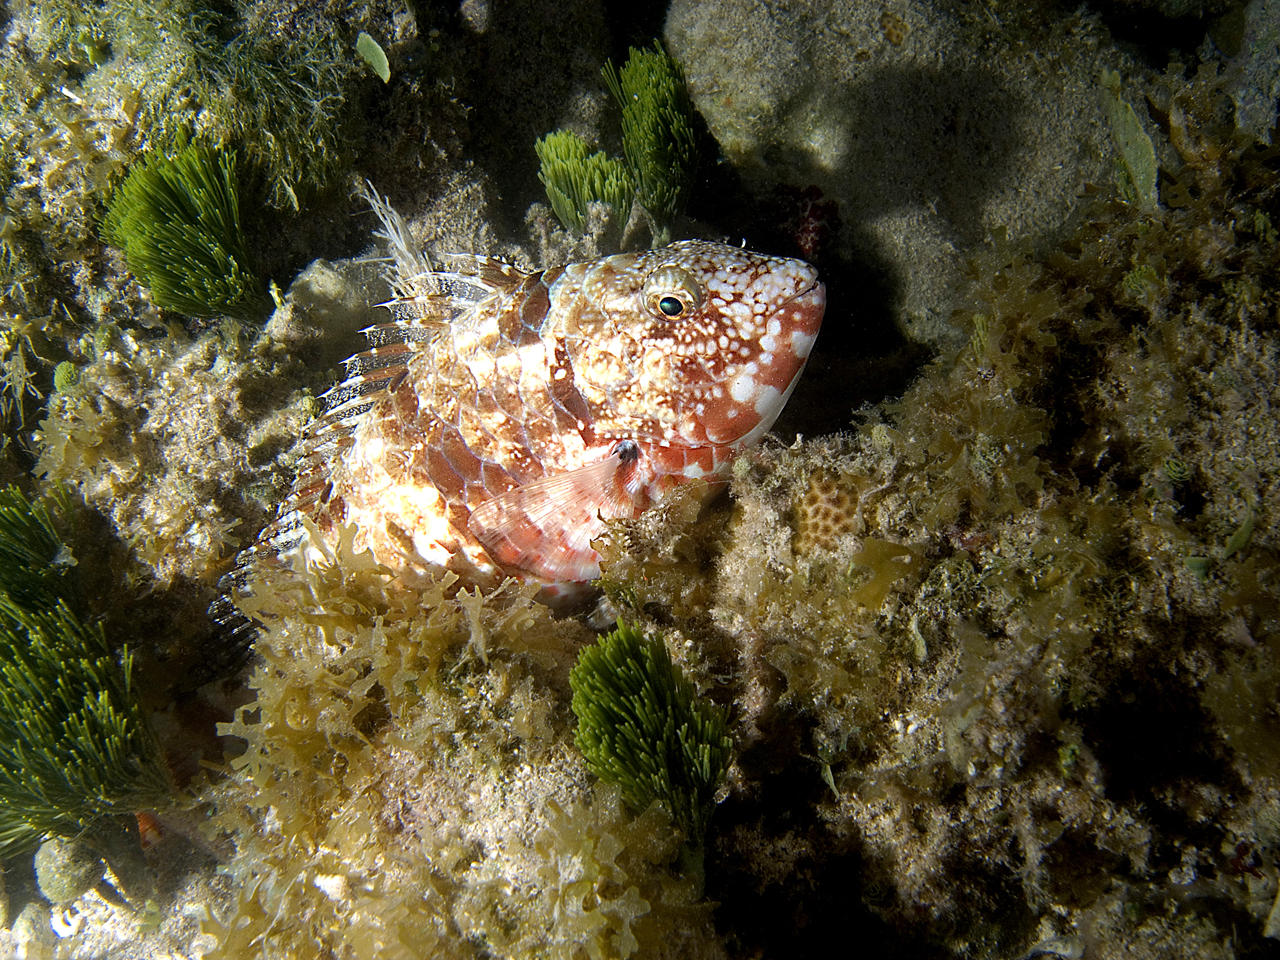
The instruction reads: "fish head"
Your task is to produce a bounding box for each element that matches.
[565,240,826,448]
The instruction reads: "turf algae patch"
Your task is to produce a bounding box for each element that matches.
[589,67,1280,949]
[200,521,724,959]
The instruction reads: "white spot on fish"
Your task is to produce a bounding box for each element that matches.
[730,373,756,402]
[754,384,782,417]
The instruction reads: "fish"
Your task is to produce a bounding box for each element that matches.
[255,190,826,605]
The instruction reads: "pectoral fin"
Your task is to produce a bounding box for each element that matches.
[468,442,643,582]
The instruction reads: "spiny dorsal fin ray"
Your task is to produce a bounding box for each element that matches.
[358,179,527,303]
[342,342,413,378]
[316,345,414,425]
[379,289,459,325]
[441,254,530,293]
[358,179,434,297]
[360,320,442,346]
[380,264,525,325]
[343,343,412,372]
[431,271,501,303]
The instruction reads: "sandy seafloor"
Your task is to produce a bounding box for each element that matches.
[1,0,1279,957]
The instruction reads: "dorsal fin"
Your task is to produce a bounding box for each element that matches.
[379,285,463,325]
[443,253,530,294]
[243,316,422,571]
[467,442,643,583]
[360,319,443,347]
[379,261,525,325]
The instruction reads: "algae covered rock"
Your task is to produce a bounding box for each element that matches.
[665,0,1158,347]
[588,55,1280,954]
[4,0,1280,955]
[200,524,725,959]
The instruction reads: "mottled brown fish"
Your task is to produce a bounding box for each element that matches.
[261,191,826,604]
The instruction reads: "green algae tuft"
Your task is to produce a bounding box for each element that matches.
[570,620,731,845]
[0,484,79,611]
[0,488,169,859]
[535,130,635,236]
[603,43,699,232]
[104,143,262,321]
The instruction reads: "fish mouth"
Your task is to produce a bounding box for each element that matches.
[779,278,826,354]
[716,276,826,448]
[787,277,826,313]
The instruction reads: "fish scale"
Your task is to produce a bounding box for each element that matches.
[251,195,826,606]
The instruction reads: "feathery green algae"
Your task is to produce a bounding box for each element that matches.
[0,599,169,856]
[537,43,700,241]
[535,130,635,235]
[0,483,79,611]
[103,143,262,321]
[570,620,731,844]
[116,0,359,211]
[603,43,699,232]
[0,487,169,858]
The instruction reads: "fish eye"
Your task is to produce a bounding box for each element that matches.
[643,265,703,320]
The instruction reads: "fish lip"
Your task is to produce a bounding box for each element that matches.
[787,276,825,305]
[781,278,826,323]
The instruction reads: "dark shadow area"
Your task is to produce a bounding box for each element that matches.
[64,489,264,699]
[695,63,1025,434]
[241,163,379,295]
[678,61,1026,255]
[705,776,923,958]
[1047,340,1136,493]
[0,851,40,925]
[460,0,613,240]
[1041,826,1131,908]
[1087,1,1216,69]
[707,712,1038,958]
[1071,639,1242,840]
[841,64,1025,243]
[601,0,670,58]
